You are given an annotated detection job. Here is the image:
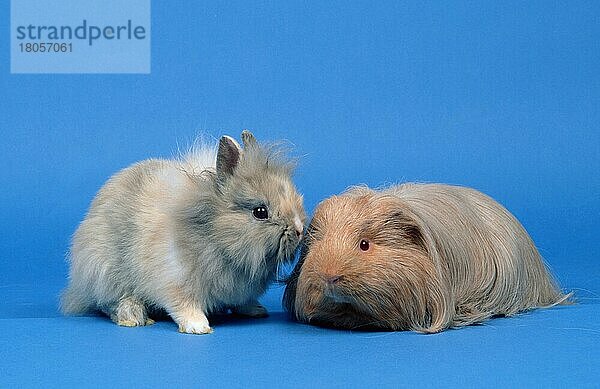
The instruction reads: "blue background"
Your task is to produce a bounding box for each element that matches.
[1,1,599,387]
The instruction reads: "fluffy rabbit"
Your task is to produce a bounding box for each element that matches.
[62,131,305,334]
[284,184,570,333]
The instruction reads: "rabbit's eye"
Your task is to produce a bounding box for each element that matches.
[359,239,370,251]
[253,206,269,220]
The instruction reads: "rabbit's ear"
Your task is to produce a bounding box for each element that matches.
[216,135,241,179]
[241,130,258,149]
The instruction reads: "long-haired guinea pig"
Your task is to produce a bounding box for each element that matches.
[283,183,570,333]
[61,131,305,334]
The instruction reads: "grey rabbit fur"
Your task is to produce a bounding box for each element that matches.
[284,183,571,333]
[62,131,306,334]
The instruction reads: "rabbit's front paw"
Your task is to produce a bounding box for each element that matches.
[176,312,213,335]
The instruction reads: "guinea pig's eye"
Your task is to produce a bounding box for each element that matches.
[359,239,370,251]
[252,206,269,220]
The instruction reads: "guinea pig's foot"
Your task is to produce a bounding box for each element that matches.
[232,302,269,318]
[110,296,152,327]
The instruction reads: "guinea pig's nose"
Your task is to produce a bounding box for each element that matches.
[325,275,343,285]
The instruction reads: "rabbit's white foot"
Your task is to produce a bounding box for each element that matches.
[172,307,213,334]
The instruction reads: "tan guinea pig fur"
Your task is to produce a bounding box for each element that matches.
[283,183,571,333]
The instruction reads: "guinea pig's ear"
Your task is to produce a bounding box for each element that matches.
[216,135,242,179]
[376,196,428,249]
[241,130,258,149]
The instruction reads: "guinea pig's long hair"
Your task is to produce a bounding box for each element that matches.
[284,184,571,333]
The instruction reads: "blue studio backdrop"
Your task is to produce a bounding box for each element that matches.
[1,1,599,387]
